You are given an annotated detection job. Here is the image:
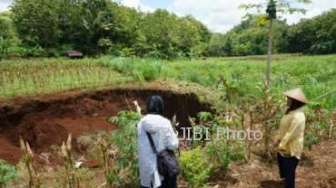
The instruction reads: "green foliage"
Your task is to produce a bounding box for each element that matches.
[286,9,336,54]
[0,11,19,59]
[107,111,141,187]
[11,0,60,48]
[197,112,214,122]
[0,55,335,110]
[304,131,320,150]
[136,10,210,59]
[4,0,335,58]
[0,37,10,60]
[9,0,209,58]
[206,15,288,56]
[190,112,245,171]
[206,140,245,171]
[103,58,163,82]
[266,0,277,19]
[179,147,213,187]
[0,160,17,187]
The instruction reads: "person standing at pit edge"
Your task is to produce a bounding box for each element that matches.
[274,88,308,188]
[137,95,179,188]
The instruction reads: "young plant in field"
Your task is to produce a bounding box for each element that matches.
[107,111,141,187]
[179,147,213,188]
[60,134,79,188]
[98,137,110,180]
[304,132,320,150]
[0,160,17,188]
[97,135,118,186]
[207,139,245,171]
[19,138,40,188]
[254,84,281,158]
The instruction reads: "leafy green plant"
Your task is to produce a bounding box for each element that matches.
[107,111,141,187]
[304,131,320,150]
[0,37,10,60]
[180,147,213,187]
[0,160,17,188]
[206,140,245,171]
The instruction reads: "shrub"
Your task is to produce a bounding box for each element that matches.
[0,160,17,187]
[179,147,213,187]
[132,61,163,82]
[107,111,141,187]
[102,58,163,82]
[304,131,320,150]
[206,140,245,171]
[0,37,11,60]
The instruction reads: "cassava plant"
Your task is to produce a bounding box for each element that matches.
[107,111,141,187]
[234,83,281,159]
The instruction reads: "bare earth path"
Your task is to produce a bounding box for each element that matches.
[218,141,336,188]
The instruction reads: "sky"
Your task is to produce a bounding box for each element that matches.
[1,0,336,33]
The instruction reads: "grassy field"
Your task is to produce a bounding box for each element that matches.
[1,54,335,109]
[0,54,335,187]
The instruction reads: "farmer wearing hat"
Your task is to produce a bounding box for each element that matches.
[274,88,308,188]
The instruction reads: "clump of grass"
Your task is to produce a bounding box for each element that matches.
[101,57,164,82]
[0,160,17,188]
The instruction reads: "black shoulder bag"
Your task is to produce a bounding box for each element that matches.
[146,132,180,177]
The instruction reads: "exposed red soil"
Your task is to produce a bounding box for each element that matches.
[0,88,212,164]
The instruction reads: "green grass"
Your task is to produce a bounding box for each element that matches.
[0,54,335,109]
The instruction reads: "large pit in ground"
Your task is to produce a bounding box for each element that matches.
[0,88,212,164]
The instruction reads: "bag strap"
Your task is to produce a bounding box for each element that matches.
[146,132,158,154]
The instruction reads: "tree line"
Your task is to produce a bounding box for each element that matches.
[207,9,336,56]
[0,0,335,59]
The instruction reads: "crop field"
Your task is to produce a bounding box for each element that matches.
[1,0,336,187]
[1,54,335,108]
[0,54,335,187]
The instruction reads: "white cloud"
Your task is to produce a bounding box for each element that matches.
[169,0,336,33]
[119,0,153,12]
[168,0,263,32]
[0,0,11,11]
[284,0,336,24]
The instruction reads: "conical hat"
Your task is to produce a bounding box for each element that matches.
[284,88,308,104]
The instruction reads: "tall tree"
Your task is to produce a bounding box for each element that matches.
[11,0,60,48]
[241,0,311,88]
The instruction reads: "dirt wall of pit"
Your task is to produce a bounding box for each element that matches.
[0,88,212,164]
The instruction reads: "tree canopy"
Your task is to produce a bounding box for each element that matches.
[0,0,334,58]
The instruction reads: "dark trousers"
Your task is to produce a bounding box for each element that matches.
[277,153,299,188]
[140,175,177,188]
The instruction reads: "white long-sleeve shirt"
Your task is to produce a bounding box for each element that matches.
[137,114,179,188]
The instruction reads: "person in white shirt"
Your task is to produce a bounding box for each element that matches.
[137,95,179,188]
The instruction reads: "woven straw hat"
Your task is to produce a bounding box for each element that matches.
[284,88,308,104]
